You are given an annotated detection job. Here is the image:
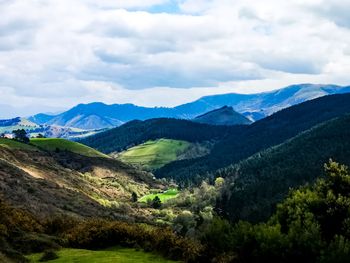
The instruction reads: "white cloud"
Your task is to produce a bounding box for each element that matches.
[0,0,349,117]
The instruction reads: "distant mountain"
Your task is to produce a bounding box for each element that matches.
[155,93,350,184]
[28,113,56,124]
[0,117,97,139]
[0,117,39,134]
[29,103,173,130]
[29,84,350,130]
[193,106,252,125]
[217,114,350,223]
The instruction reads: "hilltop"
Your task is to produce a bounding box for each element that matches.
[193,106,252,125]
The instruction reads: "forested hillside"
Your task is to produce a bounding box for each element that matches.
[202,161,350,262]
[216,114,350,223]
[81,118,237,153]
[156,93,350,184]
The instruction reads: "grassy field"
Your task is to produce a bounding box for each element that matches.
[139,189,179,203]
[0,138,37,151]
[117,139,191,170]
[27,248,177,263]
[30,138,108,158]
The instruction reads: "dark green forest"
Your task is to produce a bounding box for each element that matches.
[155,94,350,184]
[202,161,350,263]
[216,114,350,223]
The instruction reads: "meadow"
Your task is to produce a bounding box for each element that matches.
[30,138,108,158]
[117,139,191,170]
[139,189,179,203]
[27,247,177,263]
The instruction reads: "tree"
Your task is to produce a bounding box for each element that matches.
[36,133,45,138]
[152,196,162,209]
[131,192,138,203]
[12,129,29,143]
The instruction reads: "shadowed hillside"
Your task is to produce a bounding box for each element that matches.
[216,114,350,223]
[156,93,350,184]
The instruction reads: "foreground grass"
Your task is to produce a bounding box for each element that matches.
[27,247,177,263]
[139,189,179,203]
[30,138,108,158]
[118,139,191,170]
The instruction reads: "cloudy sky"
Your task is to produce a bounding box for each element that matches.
[0,0,350,117]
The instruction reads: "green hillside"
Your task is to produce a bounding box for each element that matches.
[117,139,191,170]
[0,138,37,151]
[217,114,350,223]
[30,138,108,158]
[28,247,177,263]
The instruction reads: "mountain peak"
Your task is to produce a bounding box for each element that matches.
[193,105,252,126]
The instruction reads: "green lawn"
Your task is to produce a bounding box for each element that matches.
[30,138,108,158]
[139,189,179,203]
[118,139,191,170]
[27,247,177,263]
[0,138,37,151]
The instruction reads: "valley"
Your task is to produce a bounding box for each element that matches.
[2,0,350,261]
[1,90,350,263]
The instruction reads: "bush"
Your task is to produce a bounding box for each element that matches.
[39,250,59,262]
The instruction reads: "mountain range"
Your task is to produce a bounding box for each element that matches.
[28,84,350,130]
[0,117,96,139]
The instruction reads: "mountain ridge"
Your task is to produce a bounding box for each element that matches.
[27,83,350,130]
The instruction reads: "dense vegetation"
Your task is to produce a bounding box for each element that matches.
[80,118,236,154]
[4,161,350,263]
[0,200,203,263]
[216,114,350,223]
[156,93,350,185]
[207,161,350,262]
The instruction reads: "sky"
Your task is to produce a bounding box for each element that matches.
[0,0,350,118]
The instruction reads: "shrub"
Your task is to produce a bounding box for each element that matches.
[39,250,59,262]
